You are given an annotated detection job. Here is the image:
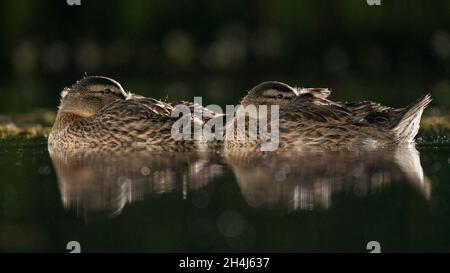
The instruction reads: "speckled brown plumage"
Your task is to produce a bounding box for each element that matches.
[224,81,432,153]
[48,76,208,153]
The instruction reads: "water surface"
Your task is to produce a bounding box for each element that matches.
[0,137,449,252]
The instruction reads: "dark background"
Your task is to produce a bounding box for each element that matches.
[0,0,449,114]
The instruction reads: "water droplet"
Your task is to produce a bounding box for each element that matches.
[141,166,151,176]
[217,211,245,238]
[226,224,256,250]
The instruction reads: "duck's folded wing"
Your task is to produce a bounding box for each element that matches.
[84,99,186,145]
[97,98,175,121]
[340,101,395,124]
[90,99,181,139]
[281,100,352,123]
[281,90,352,123]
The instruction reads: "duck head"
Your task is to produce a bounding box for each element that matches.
[59,76,128,117]
[240,81,298,107]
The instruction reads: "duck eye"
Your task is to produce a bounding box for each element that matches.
[277,94,284,99]
[104,88,112,94]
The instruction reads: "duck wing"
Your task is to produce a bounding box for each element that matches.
[281,92,351,123]
[338,101,395,125]
[95,98,176,124]
[83,98,204,149]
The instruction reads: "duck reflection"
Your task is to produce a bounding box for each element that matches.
[49,149,223,219]
[50,144,430,219]
[224,145,431,210]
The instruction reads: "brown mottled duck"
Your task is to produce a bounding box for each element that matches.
[48,76,209,152]
[225,81,432,152]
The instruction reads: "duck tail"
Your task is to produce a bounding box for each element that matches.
[392,93,432,143]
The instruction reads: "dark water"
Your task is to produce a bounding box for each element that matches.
[0,137,449,253]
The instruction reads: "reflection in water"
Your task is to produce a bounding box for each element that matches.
[49,149,223,218]
[225,145,431,210]
[49,144,430,219]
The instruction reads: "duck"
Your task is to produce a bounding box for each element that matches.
[224,81,432,152]
[48,76,209,153]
